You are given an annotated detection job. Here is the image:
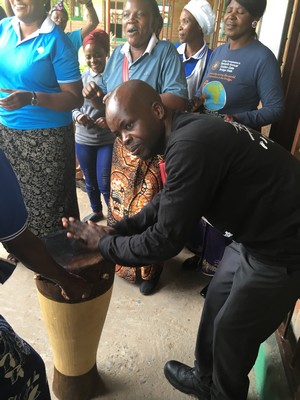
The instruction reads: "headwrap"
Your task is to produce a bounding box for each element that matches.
[50,0,68,17]
[184,0,216,36]
[228,0,267,18]
[83,29,110,54]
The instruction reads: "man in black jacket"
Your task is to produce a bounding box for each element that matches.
[63,80,300,400]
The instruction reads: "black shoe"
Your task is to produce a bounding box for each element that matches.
[139,273,161,295]
[82,211,104,223]
[164,360,210,399]
[182,255,200,270]
[200,283,210,298]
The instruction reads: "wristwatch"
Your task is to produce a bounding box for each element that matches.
[31,91,39,106]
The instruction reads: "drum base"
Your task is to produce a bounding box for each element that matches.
[53,364,101,400]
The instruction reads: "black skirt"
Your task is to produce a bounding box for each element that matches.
[0,123,79,238]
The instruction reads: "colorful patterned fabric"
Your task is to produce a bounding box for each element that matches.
[107,138,163,282]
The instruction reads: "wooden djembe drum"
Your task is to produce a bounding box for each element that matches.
[35,230,114,400]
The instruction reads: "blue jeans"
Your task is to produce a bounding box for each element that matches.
[76,143,113,211]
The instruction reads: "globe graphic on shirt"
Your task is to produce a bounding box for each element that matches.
[203,81,226,111]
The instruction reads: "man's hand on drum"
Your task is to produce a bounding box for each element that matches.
[62,217,115,251]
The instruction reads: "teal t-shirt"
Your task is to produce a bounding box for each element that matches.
[67,29,82,52]
[0,17,81,129]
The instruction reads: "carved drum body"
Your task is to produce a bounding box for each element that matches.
[36,231,114,400]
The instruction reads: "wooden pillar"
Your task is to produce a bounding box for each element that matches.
[269,1,300,151]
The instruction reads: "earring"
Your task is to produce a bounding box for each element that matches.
[251,20,258,29]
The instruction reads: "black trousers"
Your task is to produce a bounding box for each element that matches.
[194,242,300,400]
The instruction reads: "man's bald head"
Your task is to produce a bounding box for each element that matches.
[105,80,168,161]
[106,80,163,115]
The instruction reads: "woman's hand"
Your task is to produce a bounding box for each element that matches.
[82,81,103,100]
[0,88,31,110]
[62,217,116,251]
[189,93,206,112]
[76,113,95,128]
[94,117,108,128]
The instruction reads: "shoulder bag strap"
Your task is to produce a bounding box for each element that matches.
[122,55,129,82]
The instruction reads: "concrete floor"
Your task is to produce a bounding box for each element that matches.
[0,188,287,400]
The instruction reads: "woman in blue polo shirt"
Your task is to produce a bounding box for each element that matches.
[0,0,83,246]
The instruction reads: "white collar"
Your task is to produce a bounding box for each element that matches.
[89,69,102,78]
[11,15,55,44]
[177,41,207,62]
[121,32,159,62]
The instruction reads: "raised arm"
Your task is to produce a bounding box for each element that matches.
[4,0,13,16]
[79,0,99,40]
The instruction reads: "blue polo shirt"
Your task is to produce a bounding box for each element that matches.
[0,149,28,242]
[100,33,187,98]
[67,30,82,52]
[0,16,81,130]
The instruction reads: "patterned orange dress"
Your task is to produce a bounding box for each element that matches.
[107,137,163,283]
